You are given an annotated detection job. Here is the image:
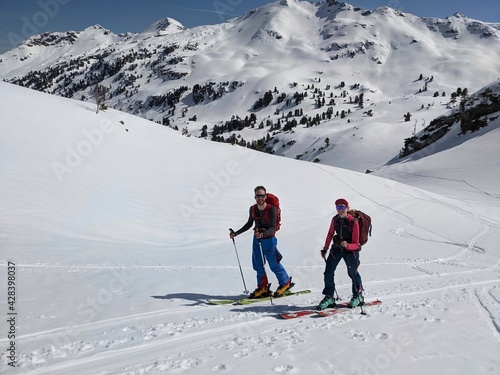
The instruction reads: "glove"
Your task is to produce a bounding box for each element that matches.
[320,249,327,259]
[340,241,348,252]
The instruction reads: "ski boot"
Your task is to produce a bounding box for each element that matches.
[317,295,336,310]
[249,284,271,299]
[274,277,294,298]
[349,292,364,308]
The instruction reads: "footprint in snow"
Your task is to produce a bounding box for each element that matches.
[273,364,294,373]
[212,363,227,371]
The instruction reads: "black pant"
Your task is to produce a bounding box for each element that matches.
[322,247,363,297]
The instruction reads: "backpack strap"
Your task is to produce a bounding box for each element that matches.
[253,204,271,224]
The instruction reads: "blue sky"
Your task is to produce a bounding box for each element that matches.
[0,0,498,54]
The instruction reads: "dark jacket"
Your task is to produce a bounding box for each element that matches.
[235,204,277,238]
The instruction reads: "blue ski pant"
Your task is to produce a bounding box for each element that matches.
[322,247,363,297]
[252,236,289,289]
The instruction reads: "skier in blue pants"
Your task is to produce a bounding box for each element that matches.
[230,186,292,298]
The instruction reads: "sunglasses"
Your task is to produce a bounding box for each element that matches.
[255,194,266,199]
[336,205,347,210]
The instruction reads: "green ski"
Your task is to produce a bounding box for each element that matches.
[208,289,311,305]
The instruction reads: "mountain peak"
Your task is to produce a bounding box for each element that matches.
[142,17,186,35]
[84,24,106,31]
[20,25,117,50]
[451,12,467,19]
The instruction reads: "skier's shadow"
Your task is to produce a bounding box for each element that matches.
[151,292,246,306]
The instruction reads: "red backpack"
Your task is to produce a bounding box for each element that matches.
[253,193,281,231]
[348,209,372,247]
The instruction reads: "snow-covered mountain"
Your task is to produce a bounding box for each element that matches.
[0,25,122,79]
[1,0,499,172]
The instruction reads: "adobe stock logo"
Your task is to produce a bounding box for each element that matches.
[178,145,256,223]
[211,0,244,22]
[178,160,243,223]
[7,0,71,50]
[52,120,114,183]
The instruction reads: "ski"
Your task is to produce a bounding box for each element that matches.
[278,300,382,319]
[237,289,311,305]
[207,289,311,305]
[278,309,317,319]
[316,300,382,316]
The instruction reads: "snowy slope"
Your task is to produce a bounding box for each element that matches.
[1,82,500,374]
[375,79,500,206]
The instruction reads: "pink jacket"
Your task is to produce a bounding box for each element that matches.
[323,214,360,251]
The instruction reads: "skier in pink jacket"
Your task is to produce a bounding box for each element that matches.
[318,198,364,310]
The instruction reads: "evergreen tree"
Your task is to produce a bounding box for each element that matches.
[94,83,108,113]
[201,125,208,138]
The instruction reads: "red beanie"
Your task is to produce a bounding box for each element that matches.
[335,198,349,207]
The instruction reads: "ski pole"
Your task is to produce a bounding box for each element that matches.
[258,239,273,305]
[229,229,249,294]
[360,304,366,315]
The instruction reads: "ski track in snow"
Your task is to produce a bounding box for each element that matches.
[473,287,500,343]
[7,283,495,374]
[2,265,499,374]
